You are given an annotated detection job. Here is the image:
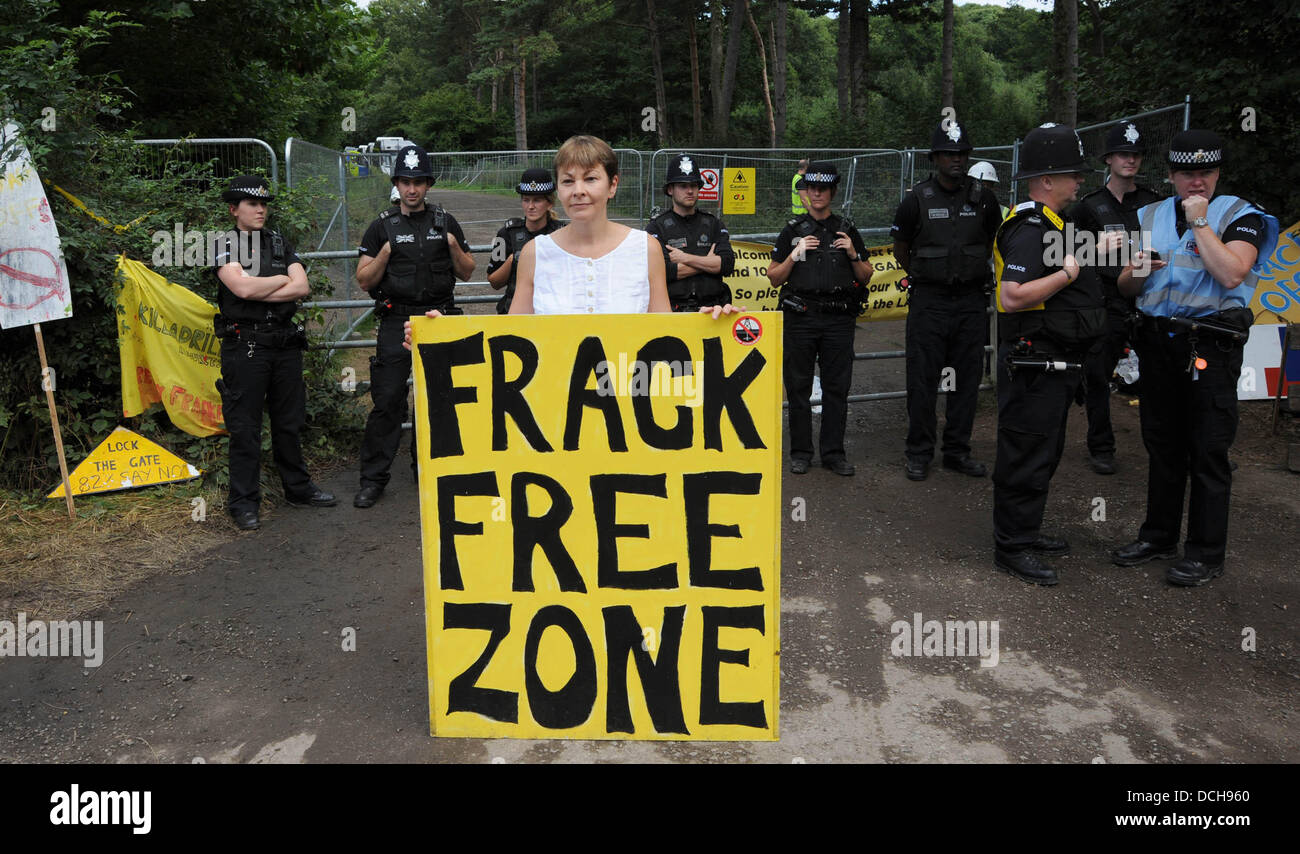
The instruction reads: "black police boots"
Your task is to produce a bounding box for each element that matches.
[286,486,337,508]
[995,550,1059,586]
[1111,540,1177,567]
[1166,558,1224,587]
[231,510,260,531]
[942,456,987,478]
[354,485,384,508]
[905,458,930,481]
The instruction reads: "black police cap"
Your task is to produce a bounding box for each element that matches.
[930,120,973,154]
[1167,129,1224,170]
[1102,121,1144,158]
[664,153,705,194]
[517,167,555,195]
[221,175,274,203]
[391,145,434,182]
[801,161,840,186]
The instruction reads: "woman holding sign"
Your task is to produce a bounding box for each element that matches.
[404,136,739,347]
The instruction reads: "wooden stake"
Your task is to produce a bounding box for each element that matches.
[34,322,75,518]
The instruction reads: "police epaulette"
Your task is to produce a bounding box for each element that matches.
[787,217,802,227]
[841,216,855,231]
[379,207,397,219]
[505,217,524,228]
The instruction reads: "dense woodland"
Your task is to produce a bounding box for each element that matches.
[0,0,1296,492]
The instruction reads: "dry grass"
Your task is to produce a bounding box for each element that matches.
[0,482,235,621]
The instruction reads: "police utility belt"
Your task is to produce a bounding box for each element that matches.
[213,314,306,350]
[781,291,860,315]
[1140,308,1251,344]
[375,296,462,317]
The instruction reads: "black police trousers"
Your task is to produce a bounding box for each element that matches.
[218,339,311,515]
[992,342,1081,552]
[784,310,856,464]
[1134,324,1242,565]
[904,288,986,464]
[1082,305,1132,457]
[359,313,417,488]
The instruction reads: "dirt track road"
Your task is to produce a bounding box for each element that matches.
[4,316,1296,764]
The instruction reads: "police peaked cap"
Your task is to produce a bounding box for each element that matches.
[801,161,840,186]
[391,145,434,182]
[929,120,973,155]
[663,154,705,194]
[1012,123,1089,180]
[516,167,555,195]
[222,175,274,203]
[1167,129,1224,170]
[1102,121,1144,157]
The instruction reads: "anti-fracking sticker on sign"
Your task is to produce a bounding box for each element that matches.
[0,121,73,329]
[411,313,783,740]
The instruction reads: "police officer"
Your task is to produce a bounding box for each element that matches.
[646,154,736,312]
[892,120,1002,482]
[767,162,873,476]
[992,124,1105,585]
[354,144,475,508]
[212,175,335,531]
[487,168,563,314]
[1111,130,1278,586]
[1067,121,1163,475]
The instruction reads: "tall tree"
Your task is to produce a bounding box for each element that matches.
[836,0,850,119]
[772,0,789,145]
[645,0,670,146]
[743,0,776,147]
[940,0,954,109]
[709,0,726,138]
[689,15,705,142]
[1048,0,1079,125]
[849,0,869,123]
[716,0,748,141]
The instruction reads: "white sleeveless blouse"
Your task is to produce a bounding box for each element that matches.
[531,229,650,315]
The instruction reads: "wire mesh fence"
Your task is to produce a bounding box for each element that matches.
[1074,102,1190,199]
[134,138,278,184]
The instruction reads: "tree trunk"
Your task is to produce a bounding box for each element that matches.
[513,52,527,152]
[836,0,849,119]
[772,0,788,146]
[1049,0,1078,125]
[1081,0,1105,57]
[709,0,725,139]
[717,0,747,143]
[849,0,868,123]
[940,0,954,110]
[646,0,670,146]
[689,16,704,142]
[742,0,776,147]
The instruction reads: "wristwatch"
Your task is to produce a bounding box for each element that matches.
[1190,216,1210,228]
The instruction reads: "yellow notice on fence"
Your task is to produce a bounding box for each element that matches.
[411,312,783,740]
[722,168,756,215]
[725,239,912,322]
[48,426,200,498]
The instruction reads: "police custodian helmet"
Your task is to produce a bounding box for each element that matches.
[1102,121,1144,158]
[222,174,275,203]
[1012,123,1089,180]
[391,145,433,182]
[663,153,705,195]
[1167,129,1224,170]
[517,167,555,195]
[929,120,973,155]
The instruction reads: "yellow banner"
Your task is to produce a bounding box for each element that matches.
[725,239,911,322]
[115,255,225,437]
[412,313,783,740]
[1251,219,1300,323]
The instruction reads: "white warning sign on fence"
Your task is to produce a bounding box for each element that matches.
[0,121,73,330]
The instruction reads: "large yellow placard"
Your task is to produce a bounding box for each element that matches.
[411,312,783,740]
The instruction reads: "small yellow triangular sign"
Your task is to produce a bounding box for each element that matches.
[48,426,202,498]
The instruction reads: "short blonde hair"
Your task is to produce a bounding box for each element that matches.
[554,135,619,181]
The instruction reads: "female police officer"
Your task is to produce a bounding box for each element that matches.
[487,167,563,314]
[1112,130,1279,586]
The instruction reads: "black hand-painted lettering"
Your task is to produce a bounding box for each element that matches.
[523,605,598,730]
[419,333,484,458]
[702,337,766,450]
[511,472,584,592]
[603,605,688,734]
[592,473,676,589]
[699,605,767,728]
[444,602,518,723]
[684,471,763,589]
[631,336,693,449]
[489,334,552,452]
[564,336,628,452]
[436,471,499,590]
